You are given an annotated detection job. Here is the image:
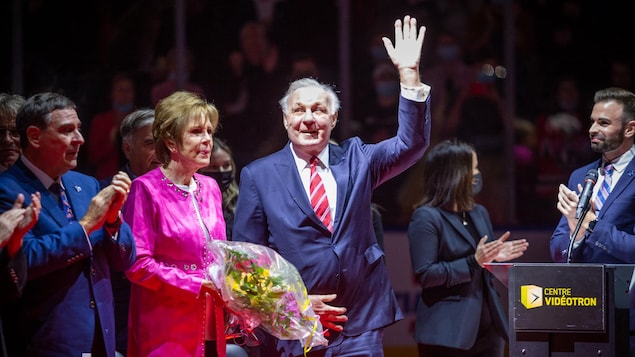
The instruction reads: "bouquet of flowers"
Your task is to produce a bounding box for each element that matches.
[206,240,328,351]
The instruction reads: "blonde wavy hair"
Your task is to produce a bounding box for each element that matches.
[153,91,219,165]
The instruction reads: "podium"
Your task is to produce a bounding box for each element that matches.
[486,263,633,356]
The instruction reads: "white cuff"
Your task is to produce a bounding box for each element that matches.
[400,83,431,102]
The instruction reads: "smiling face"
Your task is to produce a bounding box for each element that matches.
[27,108,84,178]
[168,113,213,172]
[283,86,337,159]
[589,99,635,160]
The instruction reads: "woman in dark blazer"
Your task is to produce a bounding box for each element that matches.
[407,139,528,357]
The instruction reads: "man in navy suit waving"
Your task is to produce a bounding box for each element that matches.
[233,15,431,357]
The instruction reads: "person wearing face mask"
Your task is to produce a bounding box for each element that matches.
[199,137,239,241]
[407,139,528,357]
[198,138,249,357]
[87,73,137,180]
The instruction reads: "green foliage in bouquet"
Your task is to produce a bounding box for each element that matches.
[207,240,328,351]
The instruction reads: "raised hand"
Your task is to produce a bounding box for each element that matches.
[381,15,426,86]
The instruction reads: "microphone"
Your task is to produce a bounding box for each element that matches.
[575,169,599,219]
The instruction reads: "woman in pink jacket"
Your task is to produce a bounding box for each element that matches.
[123,91,227,357]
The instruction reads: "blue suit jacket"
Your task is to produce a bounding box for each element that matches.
[408,205,508,349]
[233,95,430,354]
[0,160,135,357]
[550,158,635,263]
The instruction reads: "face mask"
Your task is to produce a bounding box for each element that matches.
[375,82,400,98]
[113,101,133,114]
[207,171,234,192]
[472,173,483,196]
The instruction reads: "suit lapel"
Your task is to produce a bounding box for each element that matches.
[468,209,490,242]
[329,143,348,231]
[12,160,67,226]
[440,209,476,248]
[61,176,88,221]
[601,158,635,218]
[275,145,346,234]
[274,147,319,223]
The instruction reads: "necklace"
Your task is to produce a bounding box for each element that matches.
[459,212,468,226]
[161,174,203,202]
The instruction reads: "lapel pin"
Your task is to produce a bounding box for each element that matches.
[628,170,634,177]
[75,186,82,192]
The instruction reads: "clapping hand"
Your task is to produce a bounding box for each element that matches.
[495,237,529,262]
[1,193,42,256]
[80,171,131,234]
[475,231,529,266]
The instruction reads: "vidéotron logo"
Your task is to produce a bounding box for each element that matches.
[521,285,543,309]
[520,285,597,309]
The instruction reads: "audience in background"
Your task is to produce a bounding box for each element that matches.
[150,47,206,106]
[534,76,598,225]
[87,73,137,180]
[2,1,632,229]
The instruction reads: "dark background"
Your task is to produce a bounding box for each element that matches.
[1,0,633,229]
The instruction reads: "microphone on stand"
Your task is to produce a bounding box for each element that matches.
[575,169,599,219]
[567,169,599,263]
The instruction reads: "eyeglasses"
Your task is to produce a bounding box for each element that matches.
[0,128,19,139]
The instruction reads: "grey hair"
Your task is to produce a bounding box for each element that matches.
[278,78,340,115]
[120,108,155,143]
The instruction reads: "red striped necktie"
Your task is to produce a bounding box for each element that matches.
[310,157,333,232]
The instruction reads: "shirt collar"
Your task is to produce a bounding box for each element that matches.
[605,145,635,174]
[20,155,58,189]
[289,143,330,170]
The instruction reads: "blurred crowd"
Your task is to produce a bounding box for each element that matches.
[2,0,633,228]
